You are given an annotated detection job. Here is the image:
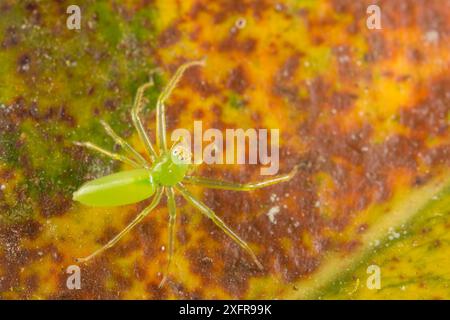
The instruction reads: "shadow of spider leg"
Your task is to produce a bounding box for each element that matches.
[156,59,206,153]
[159,186,177,288]
[175,184,264,270]
[183,166,298,191]
[76,188,164,263]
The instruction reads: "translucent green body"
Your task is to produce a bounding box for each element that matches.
[151,151,190,186]
[73,148,189,207]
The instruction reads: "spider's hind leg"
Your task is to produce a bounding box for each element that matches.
[131,70,161,161]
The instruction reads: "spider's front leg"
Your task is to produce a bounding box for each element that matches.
[156,60,205,153]
[175,184,263,270]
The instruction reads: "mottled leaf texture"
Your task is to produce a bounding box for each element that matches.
[0,0,449,299]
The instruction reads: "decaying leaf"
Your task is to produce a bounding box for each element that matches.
[0,0,449,299]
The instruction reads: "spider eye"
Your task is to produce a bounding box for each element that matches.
[171,145,191,165]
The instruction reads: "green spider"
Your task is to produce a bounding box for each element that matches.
[73,60,298,287]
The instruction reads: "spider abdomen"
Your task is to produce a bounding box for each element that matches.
[73,169,155,207]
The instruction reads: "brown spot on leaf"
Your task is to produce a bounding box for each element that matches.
[180,66,219,98]
[400,76,450,137]
[226,65,249,94]
[272,54,302,104]
[39,193,72,218]
[159,22,181,48]
[218,35,257,54]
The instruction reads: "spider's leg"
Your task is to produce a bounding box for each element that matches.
[100,120,149,168]
[131,74,159,161]
[183,166,298,191]
[159,186,177,288]
[175,183,263,270]
[73,141,141,168]
[76,188,164,263]
[156,59,205,153]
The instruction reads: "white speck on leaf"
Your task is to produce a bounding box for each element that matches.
[424,30,439,44]
[267,206,280,224]
[270,193,279,202]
